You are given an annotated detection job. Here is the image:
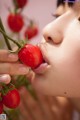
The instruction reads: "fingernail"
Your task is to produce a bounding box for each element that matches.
[0,74,11,83]
[8,54,18,60]
[18,67,29,74]
[30,72,35,83]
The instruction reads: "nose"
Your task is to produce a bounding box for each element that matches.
[42,8,76,45]
[42,21,63,44]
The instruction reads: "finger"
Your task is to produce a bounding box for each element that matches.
[0,50,18,62]
[19,102,32,120]
[0,74,11,84]
[19,87,33,120]
[35,91,55,120]
[26,70,35,82]
[19,89,44,120]
[0,63,29,75]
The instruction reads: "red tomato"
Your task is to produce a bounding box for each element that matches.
[16,0,28,8]
[24,25,38,40]
[18,44,43,69]
[2,89,20,109]
[7,13,24,32]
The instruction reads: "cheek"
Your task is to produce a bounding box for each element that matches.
[53,47,80,82]
[47,30,80,81]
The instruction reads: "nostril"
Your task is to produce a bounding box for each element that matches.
[47,36,54,44]
[47,36,52,41]
[47,35,63,44]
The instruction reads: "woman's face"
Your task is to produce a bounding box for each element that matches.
[32,4,80,97]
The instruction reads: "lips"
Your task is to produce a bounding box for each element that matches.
[34,62,50,74]
[34,44,50,74]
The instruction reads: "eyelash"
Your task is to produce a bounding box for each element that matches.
[78,17,80,21]
[52,13,60,18]
[53,14,80,23]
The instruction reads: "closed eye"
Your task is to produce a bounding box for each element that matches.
[52,13,61,18]
[78,17,80,21]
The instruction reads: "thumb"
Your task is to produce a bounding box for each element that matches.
[0,74,11,84]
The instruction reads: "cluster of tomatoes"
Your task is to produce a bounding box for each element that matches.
[0,84,20,114]
[0,0,44,114]
[0,44,44,114]
[0,0,42,114]
[7,0,38,40]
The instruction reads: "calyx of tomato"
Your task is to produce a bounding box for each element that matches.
[1,83,15,96]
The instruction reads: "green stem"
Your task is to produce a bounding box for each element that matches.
[0,18,12,50]
[0,28,21,48]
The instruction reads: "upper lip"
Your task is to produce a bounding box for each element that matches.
[38,43,50,65]
[42,55,50,65]
[34,44,50,73]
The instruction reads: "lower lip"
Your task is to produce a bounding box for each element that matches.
[34,63,49,74]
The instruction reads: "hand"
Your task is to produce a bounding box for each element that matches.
[19,87,73,120]
[0,50,30,84]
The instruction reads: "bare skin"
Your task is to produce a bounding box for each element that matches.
[27,2,80,113]
[0,2,79,119]
[0,50,29,83]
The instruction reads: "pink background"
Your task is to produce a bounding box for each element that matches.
[0,0,57,47]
